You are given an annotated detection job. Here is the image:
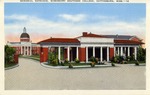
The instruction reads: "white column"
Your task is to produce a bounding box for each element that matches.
[118,47,120,55]
[67,46,70,61]
[121,47,123,56]
[114,47,116,56]
[21,46,22,54]
[128,47,130,56]
[107,47,109,62]
[134,47,137,60]
[58,46,61,61]
[100,47,103,62]
[30,46,32,55]
[86,47,88,63]
[93,47,95,57]
[76,47,79,59]
[24,46,26,55]
[27,46,29,55]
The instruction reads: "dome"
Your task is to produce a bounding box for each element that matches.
[20,33,30,38]
[20,27,30,38]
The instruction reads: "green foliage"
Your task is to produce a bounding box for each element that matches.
[112,56,123,63]
[5,45,16,64]
[89,56,98,63]
[69,63,73,68]
[137,46,146,61]
[111,63,115,66]
[135,60,139,66]
[90,62,95,67]
[64,58,69,64]
[75,58,80,63]
[48,52,59,66]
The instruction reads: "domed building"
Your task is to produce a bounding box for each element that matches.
[20,27,30,42]
[7,27,144,63]
[7,27,40,56]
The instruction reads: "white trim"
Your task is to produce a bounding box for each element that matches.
[100,47,103,62]
[67,46,70,61]
[93,46,95,57]
[107,47,109,62]
[86,47,88,63]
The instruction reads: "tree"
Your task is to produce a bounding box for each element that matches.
[5,45,16,64]
[137,46,146,61]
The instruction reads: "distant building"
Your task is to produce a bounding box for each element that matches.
[7,27,40,56]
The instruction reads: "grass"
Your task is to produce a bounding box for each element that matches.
[113,60,146,64]
[19,55,40,61]
[5,63,17,68]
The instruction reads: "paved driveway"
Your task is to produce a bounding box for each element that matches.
[5,58,146,90]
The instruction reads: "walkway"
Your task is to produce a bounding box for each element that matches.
[5,58,146,90]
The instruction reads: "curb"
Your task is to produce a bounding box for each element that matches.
[5,64,19,70]
[41,62,112,69]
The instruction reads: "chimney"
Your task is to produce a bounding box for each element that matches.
[83,32,88,36]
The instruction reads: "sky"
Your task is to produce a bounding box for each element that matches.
[5,3,146,43]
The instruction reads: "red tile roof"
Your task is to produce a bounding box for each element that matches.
[77,32,107,38]
[114,40,144,44]
[38,38,80,43]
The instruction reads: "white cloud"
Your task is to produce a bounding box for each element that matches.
[58,14,86,22]
[5,14,145,43]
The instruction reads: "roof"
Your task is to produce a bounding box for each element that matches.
[104,35,134,40]
[77,32,107,38]
[114,40,144,45]
[20,33,30,38]
[38,38,80,45]
[8,42,21,44]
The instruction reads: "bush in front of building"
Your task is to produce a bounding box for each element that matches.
[135,60,139,66]
[5,45,16,64]
[112,55,123,63]
[75,58,80,63]
[89,56,98,64]
[51,59,58,66]
[137,46,146,62]
[69,63,73,68]
[90,62,95,67]
[111,63,115,66]
[64,58,69,64]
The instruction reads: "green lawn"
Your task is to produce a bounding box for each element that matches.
[19,55,40,61]
[5,63,17,68]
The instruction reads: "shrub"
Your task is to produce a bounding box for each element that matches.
[60,61,65,66]
[64,58,69,64]
[51,59,58,66]
[75,58,80,63]
[111,63,115,67]
[126,56,131,61]
[89,56,98,63]
[90,62,95,67]
[135,60,139,66]
[69,63,73,68]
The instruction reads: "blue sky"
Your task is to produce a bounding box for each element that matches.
[5,3,146,42]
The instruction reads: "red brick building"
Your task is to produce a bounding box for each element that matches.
[7,27,144,63]
[38,32,144,63]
